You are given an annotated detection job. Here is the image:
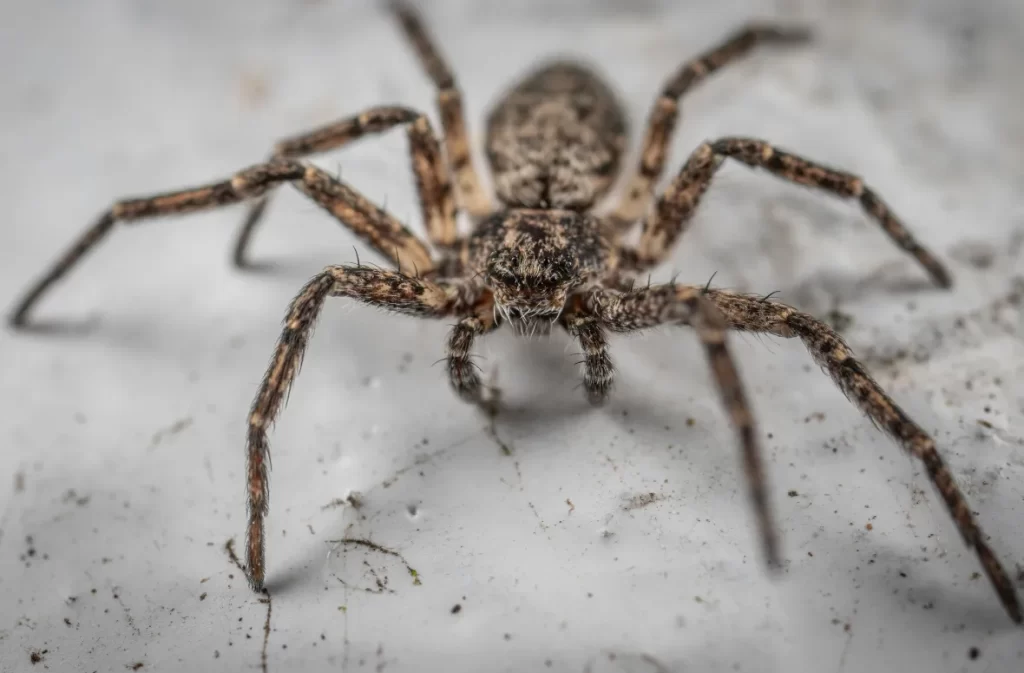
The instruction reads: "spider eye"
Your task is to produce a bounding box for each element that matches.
[486,264,518,286]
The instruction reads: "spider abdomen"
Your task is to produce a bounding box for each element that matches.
[485,61,628,211]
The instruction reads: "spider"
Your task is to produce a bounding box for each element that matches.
[9,3,1020,623]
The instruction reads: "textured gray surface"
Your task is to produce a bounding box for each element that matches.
[2,0,1023,671]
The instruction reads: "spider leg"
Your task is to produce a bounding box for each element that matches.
[447,305,500,404]
[234,106,458,265]
[623,138,951,287]
[561,310,614,406]
[700,287,1020,623]
[581,284,778,569]
[246,265,473,591]
[390,1,492,218]
[9,160,435,327]
[609,23,810,230]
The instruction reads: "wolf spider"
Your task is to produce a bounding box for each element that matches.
[9,4,1020,623]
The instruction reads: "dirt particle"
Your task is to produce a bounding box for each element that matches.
[61,489,90,506]
[623,492,662,511]
[322,492,363,511]
[787,490,798,497]
[63,618,71,626]
[127,663,144,671]
[199,592,207,601]
[451,604,462,614]
[865,523,873,531]
[14,471,25,492]
[239,71,270,108]
[149,417,193,450]
[30,649,48,664]
[686,417,695,427]
[968,647,980,660]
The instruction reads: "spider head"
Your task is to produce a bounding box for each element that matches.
[485,241,578,334]
[477,210,610,335]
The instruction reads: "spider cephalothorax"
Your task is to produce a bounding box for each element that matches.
[10,3,1019,624]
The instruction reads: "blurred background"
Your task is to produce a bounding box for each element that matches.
[1,1,1022,672]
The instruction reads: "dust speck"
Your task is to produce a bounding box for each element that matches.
[623,492,662,511]
[239,71,270,108]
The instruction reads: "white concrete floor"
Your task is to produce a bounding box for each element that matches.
[1,0,1023,671]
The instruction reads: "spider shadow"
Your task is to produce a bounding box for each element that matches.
[233,253,334,277]
[473,329,602,444]
[775,263,945,316]
[793,523,1019,632]
[234,249,389,279]
[262,557,321,596]
[6,314,102,338]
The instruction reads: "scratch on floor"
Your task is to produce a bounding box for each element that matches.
[259,589,273,673]
[330,538,422,586]
[836,627,853,673]
[381,447,451,489]
[336,560,396,594]
[224,538,273,673]
[111,587,141,637]
[375,432,476,492]
[224,538,245,574]
[485,404,514,456]
[640,654,671,673]
[482,398,552,539]
[527,501,549,535]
